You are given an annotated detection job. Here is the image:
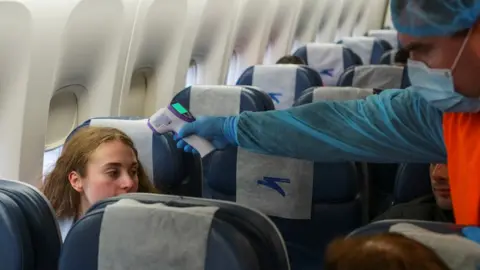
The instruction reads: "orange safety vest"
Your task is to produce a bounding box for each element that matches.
[443,112,480,225]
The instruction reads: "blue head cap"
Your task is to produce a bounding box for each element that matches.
[391,0,480,37]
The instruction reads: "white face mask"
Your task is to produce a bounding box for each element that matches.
[407,28,480,112]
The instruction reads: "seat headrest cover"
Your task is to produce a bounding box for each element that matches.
[368,29,399,49]
[313,87,374,102]
[390,223,480,270]
[251,65,300,109]
[89,119,155,182]
[305,44,344,86]
[99,199,218,270]
[189,85,243,116]
[236,151,314,220]
[339,65,405,89]
[340,37,376,66]
[184,87,315,220]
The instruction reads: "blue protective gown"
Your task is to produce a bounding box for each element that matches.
[233,88,446,163]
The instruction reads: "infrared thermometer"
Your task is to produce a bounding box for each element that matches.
[148,103,215,158]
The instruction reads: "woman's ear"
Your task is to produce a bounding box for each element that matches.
[68,171,83,192]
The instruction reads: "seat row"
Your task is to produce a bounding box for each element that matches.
[0,179,477,270]
[70,86,429,269]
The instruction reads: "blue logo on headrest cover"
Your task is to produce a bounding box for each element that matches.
[320,68,334,77]
[257,177,290,197]
[268,92,282,104]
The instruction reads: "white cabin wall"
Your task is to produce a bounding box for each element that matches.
[187,0,243,85]
[0,0,393,183]
[291,0,328,52]
[118,0,188,117]
[1,0,139,184]
[263,0,303,64]
[226,0,277,84]
[315,0,343,42]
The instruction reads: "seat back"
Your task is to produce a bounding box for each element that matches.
[59,194,290,270]
[290,87,371,268]
[236,65,323,109]
[337,65,410,89]
[336,65,412,217]
[380,49,398,65]
[170,85,274,199]
[338,37,388,65]
[175,85,361,269]
[367,29,399,49]
[293,43,360,86]
[394,163,432,204]
[67,117,192,195]
[0,179,61,270]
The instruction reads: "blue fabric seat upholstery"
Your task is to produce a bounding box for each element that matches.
[59,194,290,270]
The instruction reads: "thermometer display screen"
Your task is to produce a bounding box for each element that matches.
[169,102,195,122]
[172,103,188,114]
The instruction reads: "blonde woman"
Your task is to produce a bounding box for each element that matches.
[42,126,158,241]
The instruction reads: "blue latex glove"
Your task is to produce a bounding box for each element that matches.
[462,227,480,245]
[174,116,239,153]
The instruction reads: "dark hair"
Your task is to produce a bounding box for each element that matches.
[394,48,409,65]
[325,233,450,270]
[276,55,305,65]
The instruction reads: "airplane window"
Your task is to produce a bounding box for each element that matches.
[185,59,198,87]
[43,146,63,179]
[226,51,239,85]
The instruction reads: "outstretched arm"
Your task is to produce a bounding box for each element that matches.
[235,89,446,163]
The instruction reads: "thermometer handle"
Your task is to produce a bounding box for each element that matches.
[182,135,215,158]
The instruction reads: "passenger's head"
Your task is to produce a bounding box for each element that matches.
[42,126,157,219]
[393,1,480,97]
[393,48,409,66]
[276,55,305,65]
[325,233,450,270]
[430,164,452,210]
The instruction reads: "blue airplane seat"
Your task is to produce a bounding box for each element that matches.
[337,37,389,65]
[337,65,411,89]
[336,65,412,218]
[236,65,323,109]
[367,29,399,49]
[380,49,398,65]
[394,163,432,204]
[59,194,290,270]
[0,179,61,270]
[67,117,193,196]
[290,87,370,269]
[170,85,274,200]
[242,86,276,111]
[378,39,393,52]
[174,85,362,270]
[293,43,360,86]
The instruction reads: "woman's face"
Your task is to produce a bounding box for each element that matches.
[69,140,139,213]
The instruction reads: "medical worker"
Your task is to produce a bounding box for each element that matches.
[174,1,480,225]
